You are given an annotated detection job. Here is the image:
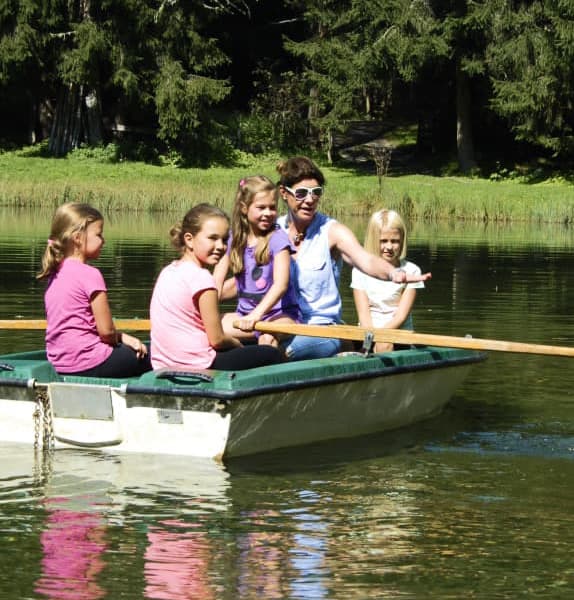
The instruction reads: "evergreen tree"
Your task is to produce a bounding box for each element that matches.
[385,0,496,172]
[0,1,231,158]
[0,0,67,143]
[282,0,488,171]
[486,0,574,158]
[283,0,396,160]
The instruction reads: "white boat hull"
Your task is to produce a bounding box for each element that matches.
[0,347,481,460]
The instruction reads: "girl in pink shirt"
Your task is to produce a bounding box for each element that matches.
[150,203,283,371]
[38,202,150,377]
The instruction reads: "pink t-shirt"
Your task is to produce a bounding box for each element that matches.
[44,258,113,373]
[150,260,217,370]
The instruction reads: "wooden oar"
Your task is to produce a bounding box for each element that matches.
[4,318,574,357]
[0,319,151,331]
[234,320,574,358]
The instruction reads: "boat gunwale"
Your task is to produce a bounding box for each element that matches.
[0,347,487,404]
[124,350,486,402]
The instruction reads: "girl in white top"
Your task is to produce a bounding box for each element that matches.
[351,209,424,352]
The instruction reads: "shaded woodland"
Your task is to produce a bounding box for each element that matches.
[1,1,572,173]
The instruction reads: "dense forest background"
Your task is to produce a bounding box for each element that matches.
[1,0,572,174]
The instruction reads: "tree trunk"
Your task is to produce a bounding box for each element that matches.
[48,84,103,156]
[326,128,333,164]
[455,60,477,173]
[85,90,103,144]
[27,92,37,145]
[47,0,103,155]
[307,86,321,150]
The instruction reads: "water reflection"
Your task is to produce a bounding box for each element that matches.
[236,509,288,598]
[1,424,574,597]
[0,436,432,599]
[36,499,107,600]
[144,520,216,599]
[289,491,329,599]
[2,209,574,597]
[226,456,424,599]
[0,445,230,598]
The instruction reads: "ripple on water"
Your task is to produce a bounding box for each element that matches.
[428,430,574,460]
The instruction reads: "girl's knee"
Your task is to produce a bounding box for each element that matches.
[258,333,278,347]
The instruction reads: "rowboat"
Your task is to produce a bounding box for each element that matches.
[0,345,486,460]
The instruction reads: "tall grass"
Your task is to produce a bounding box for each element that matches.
[4,207,574,250]
[1,150,573,221]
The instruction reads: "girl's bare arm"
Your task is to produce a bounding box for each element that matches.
[91,291,147,356]
[213,254,230,299]
[91,291,118,344]
[383,288,418,330]
[352,288,374,329]
[198,288,242,350]
[241,248,291,327]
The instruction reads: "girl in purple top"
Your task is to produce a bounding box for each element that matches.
[217,176,300,347]
[37,202,150,377]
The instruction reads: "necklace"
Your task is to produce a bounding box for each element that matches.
[287,217,306,245]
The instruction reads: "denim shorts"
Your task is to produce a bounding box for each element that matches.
[284,335,342,361]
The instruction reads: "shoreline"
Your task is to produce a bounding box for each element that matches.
[1,152,573,223]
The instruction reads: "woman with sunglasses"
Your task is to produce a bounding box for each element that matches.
[276,156,431,360]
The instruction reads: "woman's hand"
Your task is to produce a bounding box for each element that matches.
[331,222,431,283]
[389,268,431,284]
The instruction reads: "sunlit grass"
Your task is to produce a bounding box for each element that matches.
[1,149,573,222]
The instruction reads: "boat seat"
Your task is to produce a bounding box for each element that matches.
[0,355,60,383]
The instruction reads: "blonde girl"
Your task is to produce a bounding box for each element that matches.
[351,209,425,352]
[217,176,300,347]
[38,202,150,377]
[150,203,283,370]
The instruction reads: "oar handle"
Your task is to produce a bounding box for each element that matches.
[0,319,151,330]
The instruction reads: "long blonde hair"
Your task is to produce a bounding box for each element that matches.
[229,175,278,275]
[364,209,407,260]
[37,202,104,279]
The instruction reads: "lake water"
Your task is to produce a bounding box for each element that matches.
[1,208,574,597]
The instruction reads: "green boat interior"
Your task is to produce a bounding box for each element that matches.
[0,347,487,400]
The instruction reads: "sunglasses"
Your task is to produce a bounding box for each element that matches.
[284,185,324,201]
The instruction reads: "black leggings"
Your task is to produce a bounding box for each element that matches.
[67,344,152,378]
[210,344,284,371]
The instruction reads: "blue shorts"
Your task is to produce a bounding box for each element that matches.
[284,335,341,361]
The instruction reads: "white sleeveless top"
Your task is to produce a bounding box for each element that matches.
[278,212,342,324]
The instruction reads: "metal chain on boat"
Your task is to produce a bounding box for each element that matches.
[33,387,54,450]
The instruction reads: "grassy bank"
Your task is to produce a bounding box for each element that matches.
[1,149,573,222]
